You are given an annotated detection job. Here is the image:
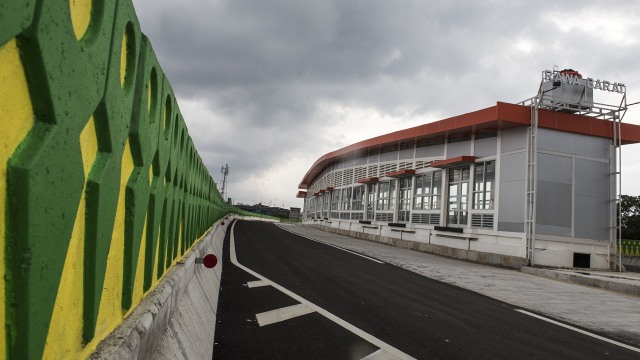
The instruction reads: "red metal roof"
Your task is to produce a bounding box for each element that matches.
[298,102,640,189]
[431,156,477,169]
[356,177,379,184]
[385,169,416,177]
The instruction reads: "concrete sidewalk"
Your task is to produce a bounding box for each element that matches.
[278,223,640,347]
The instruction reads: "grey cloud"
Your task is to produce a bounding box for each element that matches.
[133,0,640,206]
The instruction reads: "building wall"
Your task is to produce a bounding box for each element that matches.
[304,125,615,268]
[536,128,611,241]
[531,129,613,268]
[498,127,527,233]
[305,132,500,225]
[1,2,243,359]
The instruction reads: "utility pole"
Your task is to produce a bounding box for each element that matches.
[220,164,229,200]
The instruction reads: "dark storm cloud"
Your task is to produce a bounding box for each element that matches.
[132,0,640,205]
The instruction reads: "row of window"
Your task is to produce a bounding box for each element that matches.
[307,161,495,225]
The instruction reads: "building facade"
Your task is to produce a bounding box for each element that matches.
[298,98,640,269]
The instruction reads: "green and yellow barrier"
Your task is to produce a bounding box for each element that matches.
[621,239,640,256]
[0,1,250,358]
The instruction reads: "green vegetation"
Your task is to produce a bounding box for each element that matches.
[621,195,640,240]
[280,218,302,223]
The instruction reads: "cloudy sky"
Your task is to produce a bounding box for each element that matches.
[132,0,640,208]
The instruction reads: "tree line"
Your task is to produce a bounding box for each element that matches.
[621,195,640,240]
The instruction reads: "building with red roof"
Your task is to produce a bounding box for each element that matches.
[297,70,640,269]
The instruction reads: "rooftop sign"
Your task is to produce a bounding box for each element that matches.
[543,70,626,94]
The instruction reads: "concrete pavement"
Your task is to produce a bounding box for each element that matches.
[278,223,640,347]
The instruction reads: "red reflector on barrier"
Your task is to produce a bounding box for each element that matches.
[203,254,218,268]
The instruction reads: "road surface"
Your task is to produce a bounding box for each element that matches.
[213,220,639,359]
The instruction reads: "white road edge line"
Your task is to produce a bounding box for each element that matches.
[515,309,640,354]
[275,224,385,264]
[255,303,315,327]
[231,222,415,360]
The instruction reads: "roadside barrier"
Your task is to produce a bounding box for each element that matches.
[1,1,250,358]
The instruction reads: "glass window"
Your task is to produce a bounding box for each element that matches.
[398,177,412,222]
[377,182,388,210]
[331,190,340,211]
[472,161,495,210]
[447,167,470,226]
[352,185,364,211]
[322,192,330,218]
[432,171,442,209]
[341,188,352,211]
[367,183,376,220]
[377,180,396,211]
[413,171,442,210]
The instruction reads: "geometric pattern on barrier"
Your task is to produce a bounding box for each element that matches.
[1,1,259,359]
[621,239,640,256]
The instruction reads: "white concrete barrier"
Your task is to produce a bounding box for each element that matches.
[90,215,277,360]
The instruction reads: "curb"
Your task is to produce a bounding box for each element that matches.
[521,267,640,297]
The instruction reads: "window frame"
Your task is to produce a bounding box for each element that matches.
[397,176,412,222]
[351,185,364,211]
[472,160,495,210]
[376,180,396,211]
[413,170,442,211]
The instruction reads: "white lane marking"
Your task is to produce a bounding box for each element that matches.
[275,224,385,264]
[515,309,640,354]
[256,303,315,327]
[361,348,403,360]
[231,222,415,360]
[246,280,270,288]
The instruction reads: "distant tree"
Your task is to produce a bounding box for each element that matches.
[620,195,640,240]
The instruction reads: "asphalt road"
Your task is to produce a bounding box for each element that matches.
[213,220,639,359]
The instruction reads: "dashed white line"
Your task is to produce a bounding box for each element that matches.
[255,303,315,327]
[515,309,640,354]
[275,224,385,264]
[246,280,270,288]
[231,222,415,360]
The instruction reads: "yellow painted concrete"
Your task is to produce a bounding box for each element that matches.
[42,117,98,359]
[120,31,127,88]
[0,38,35,359]
[80,117,99,174]
[93,140,134,342]
[70,0,92,40]
[129,215,148,312]
[153,230,161,286]
[163,100,167,131]
[177,221,183,261]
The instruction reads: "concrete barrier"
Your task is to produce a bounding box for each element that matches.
[309,224,528,269]
[89,218,226,360]
[89,216,277,360]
